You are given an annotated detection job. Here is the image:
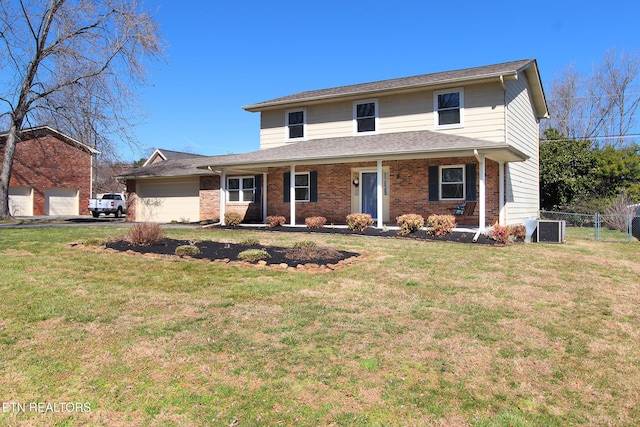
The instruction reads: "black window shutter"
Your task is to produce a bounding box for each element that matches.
[310,171,318,202]
[465,164,477,201]
[254,174,262,203]
[428,166,439,201]
[283,172,290,203]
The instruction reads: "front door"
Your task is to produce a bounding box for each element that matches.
[361,172,378,219]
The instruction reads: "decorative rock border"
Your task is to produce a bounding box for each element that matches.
[68,243,362,273]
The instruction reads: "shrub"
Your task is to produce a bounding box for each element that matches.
[175,245,201,256]
[507,224,527,241]
[237,248,271,262]
[305,216,327,229]
[346,213,374,231]
[266,215,286,228]
[127,222,165,246]
[426,214,456,236]
[294,240,317,248]
[489,222,509,244]
[285,245,342,261]
[239,238,260,246]
[396,213,424,236]
[224,212,244,226]
[603,194,635,232]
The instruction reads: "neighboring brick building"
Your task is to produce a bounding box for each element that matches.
[120,60,548,228]
[0,126,98,216]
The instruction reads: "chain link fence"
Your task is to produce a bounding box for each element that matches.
[539,210,639,242]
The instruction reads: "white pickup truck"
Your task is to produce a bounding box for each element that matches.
[88,193,126,218]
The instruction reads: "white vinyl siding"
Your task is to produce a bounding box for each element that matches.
[8,186,33,216]
[136,178,200,223]
[504,73,540,224]
[45,188,79,215]
[257,82,506,149]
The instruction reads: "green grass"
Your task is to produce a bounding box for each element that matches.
[0,226,639,426]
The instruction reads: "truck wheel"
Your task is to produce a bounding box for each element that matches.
[92,212,100,218]
[115,208,122,218]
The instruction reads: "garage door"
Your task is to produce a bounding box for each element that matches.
[45,188,79,215]
[8,186,33,216]
[136,179,200,223]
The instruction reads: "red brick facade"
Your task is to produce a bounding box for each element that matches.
[1,133,93,216]
[265,158,499,225]
[126,157,501,226]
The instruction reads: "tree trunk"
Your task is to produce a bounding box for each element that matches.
[0,122,21,219]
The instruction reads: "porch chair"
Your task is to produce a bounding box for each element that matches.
[453,201,477,226]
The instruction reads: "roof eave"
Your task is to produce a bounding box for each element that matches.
[197,145,528,170]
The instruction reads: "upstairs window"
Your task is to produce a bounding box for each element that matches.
[440,166,465,200]
[286,109,306,140]
[434,88,464,129]
[227,176,255,202]
[354,100,377,133]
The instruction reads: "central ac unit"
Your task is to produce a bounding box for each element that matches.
[532,220,566,243]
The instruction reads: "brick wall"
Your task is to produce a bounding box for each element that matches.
[199,175,220,222]
[266,158,500,225]
[125,180,137,222]
[1,134,93,215]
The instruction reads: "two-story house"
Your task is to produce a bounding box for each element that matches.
[121,59,548,228]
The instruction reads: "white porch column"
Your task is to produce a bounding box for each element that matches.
[290,165,296,226]
[220,170,226,225]
[479,155,486,230]
[262,172,268,224]
[377,160,383,228]
[499,162,505,226]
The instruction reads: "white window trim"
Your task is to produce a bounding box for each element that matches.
[439,165,465,200]
[353,99,378,135]
[294,171,310,202]
[227,176,255,203]
[285,108,306,141]
[434,88,464,130]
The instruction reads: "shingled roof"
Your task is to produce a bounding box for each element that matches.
[118,130,527,180]
[244,59,547,119]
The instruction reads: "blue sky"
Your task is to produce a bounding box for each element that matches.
[130,0,640,161]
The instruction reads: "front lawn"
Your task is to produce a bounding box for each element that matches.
[0,226,638,426]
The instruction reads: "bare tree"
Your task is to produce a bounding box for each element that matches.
[593,49,640,147]
[542,49,640,147]
[0,0,164,218]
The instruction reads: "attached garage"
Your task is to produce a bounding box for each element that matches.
[45,188,79,215]
[136,178,200,223]
[8,186,33,216]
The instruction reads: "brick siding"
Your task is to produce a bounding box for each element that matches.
[125,157,501,226]
[266,158,500,225]
[1,134,92,215]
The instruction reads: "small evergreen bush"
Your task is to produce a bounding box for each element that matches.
[346,213,374,231]
[239,238,260,246]
[237,248,271,261]
[224,212,243,226]
[175,245,201,256]
[396,213,424,236]
[426,214,456,236]
[305,216,327,229]
[294,240,317,248]
[127,222,165,246]
[266,215,286,228]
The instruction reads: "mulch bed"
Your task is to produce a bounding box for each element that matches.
[103,226,503,271]
[217,225,499,245]
[105,239,360,268]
